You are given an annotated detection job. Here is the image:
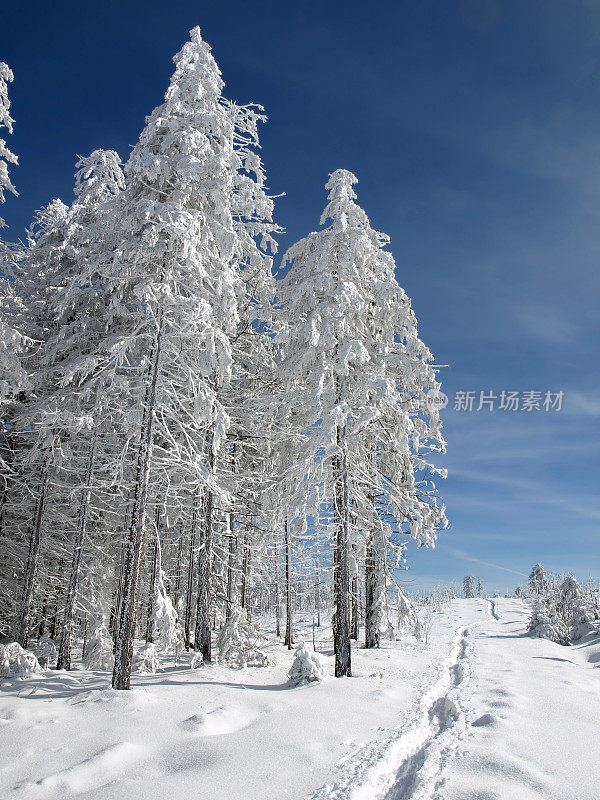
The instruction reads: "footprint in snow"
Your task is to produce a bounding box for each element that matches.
[471,713,500,728]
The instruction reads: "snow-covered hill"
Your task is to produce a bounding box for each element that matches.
[1,598,598,800]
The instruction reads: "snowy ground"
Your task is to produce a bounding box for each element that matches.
[1,598,598,800]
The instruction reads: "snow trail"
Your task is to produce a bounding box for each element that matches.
[308,618,478,800]
[309,598,600,800]
[488,599,500,620]
[439,598,600,800]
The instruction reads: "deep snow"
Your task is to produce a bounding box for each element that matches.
[1,598,598,800]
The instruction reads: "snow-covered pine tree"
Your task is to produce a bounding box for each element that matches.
[288,641,325,685]
[0,63,32,633]
[463,575,476,598]
[56,28,277,689]
[556,575,592,641]
[277,170,446,674]
[527,594,569,645]
[37,151,124,669]
[0,63,17,222]
[528,563,550,597]
[5,151,126,657]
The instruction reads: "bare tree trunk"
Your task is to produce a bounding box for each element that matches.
[81,618,88,662]
[37,557,55,639]
[48,558,64,640]
[112,323,162,690]
[274,539,281,637]
[284,519,293,649]
[332,424,351,677]
[57,441,95,669]
[225,516,236,623]
[314,544,321,627]
[173,532,185,608]
[364,528,381,649]
[240,529,250,619]
[194,435,214,661]
[184,494,198,650]
[145,514,159,643]
[15,467,50,648]
[351,570,359,640]
[111,513,129,646]
[37,589,48,639]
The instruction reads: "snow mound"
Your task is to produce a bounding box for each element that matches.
[181,704,260,737]
[0,642,43,678]
[288,642,326,686]
[18,741,145,796]
[71,687,153,710]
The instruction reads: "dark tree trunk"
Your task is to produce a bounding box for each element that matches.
[240,530,250,619]
[57,441,95,670]
[145,516,159,643]
[274,540,281,637]
[184,496,198,650]
[15,467,50,648]
[284,519,293,649]
[364,528,381,649]
[111,518,128,646]
[48,558,64,640]
[314,547,321,627]
[112,323,162,690]
[194,434,214,661]
[173,532,185,608]
[225,518,236,623]
[332,426,351,677]
[351,567,359,641]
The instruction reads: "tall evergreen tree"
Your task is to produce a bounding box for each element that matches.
[57,28,277,688]
[277,170,446,675]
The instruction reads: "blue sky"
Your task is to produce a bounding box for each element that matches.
[2,0,599,593]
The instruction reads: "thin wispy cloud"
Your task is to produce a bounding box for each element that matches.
[449,467,600,522]
[443,546,528,579]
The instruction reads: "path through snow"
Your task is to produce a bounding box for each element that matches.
[314,598,600,800]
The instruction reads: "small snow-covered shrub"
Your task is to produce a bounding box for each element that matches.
[149,571,185,658]
[413,596,436,644]
[288,642,325,686]
[217,607,270,669]
[34,634,58,668]
[191,651,204,669]
[527,597,569,645]
[527,573,597,645]
[557,576,594,640]
[135,642,160,674]
[84,624,114,671]
[0,642,43,678]
[396,589,417,634]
